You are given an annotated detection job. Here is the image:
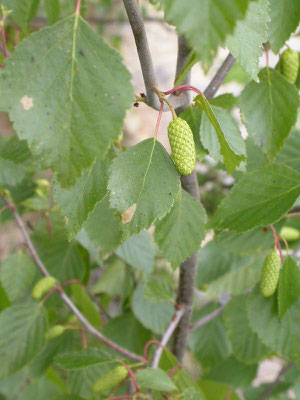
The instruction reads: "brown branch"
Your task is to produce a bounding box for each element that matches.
[259,363,294,400]
[2,195,145,363]
[190,305,225,332]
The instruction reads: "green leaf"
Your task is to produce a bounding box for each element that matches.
[0,282,10,311]
[247,285,300,364]
[132,283,174,335]
[2,0,39,30]
[209,93,239,110]
[71,284,102,328]
[84,196,122,254]
[135,368,177,392]
[240,68,299,157]
[204,357,258,388]
[226,0,270,81]
[199,104,245,167]
[0,15,134,186]
[55,348,113,370]
[211,163,300,233]
[0,252,36,302]
[199,380,240,400]
[44,0,60,25]
[180,388,200,400]
[0,136,33,165]
[189,310,231,369]
[277,256,300,320]
[159,0,253,68]
[18,377,59,400]
[154,188,207,268]
[203,256,264,300]
[195,95,245,173]
[223,295,271,363]
[276,130,300,172]
[67,363,109,398]
[116,230,154,273]
[268,0,300,53]
[179,106,207,160]
[102,312,152,355]
[76,228,102,266]
[53,150,114,239]
[32,213,89,282]
[174,50,199,87]
[0,303,48,377]
[108,138,180,238]
[0,158,25,186]
[91,259,128,297]
[143,275,174,303]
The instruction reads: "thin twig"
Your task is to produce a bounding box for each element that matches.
[123,0,160,110]
[287,212,300,218]
[2,195,145,363]
[190,305,225,333]
[204,53,236,100]
[259,363,294,400]
[152,307,185,369]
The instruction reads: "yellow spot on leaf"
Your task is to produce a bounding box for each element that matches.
[121,203,137,224]
[20,95,34,110]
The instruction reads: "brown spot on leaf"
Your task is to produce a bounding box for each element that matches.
[121,203,137,224]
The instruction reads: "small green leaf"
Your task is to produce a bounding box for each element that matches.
[108,138,180,238]
[195,95,245,172]
[155,188,207,268]
[174,50,199,87]
[0,252,35,302]
[0,303,48,377]
[240,68,299,157]
[278,256,300,320]
[212,164,300,233]
[143,276,174,303]
[135,368,177,392]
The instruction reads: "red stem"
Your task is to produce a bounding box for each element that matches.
[79,329,87,348]
[168,365,181,377]
[269,225,284,264]
[143,340,164,361]
[154,101,163,138]
[41,286,59,303]
[0,63,4,68]
[1,24,8,58]
[75,0,82,14]
[163,84,204,97]
[62,279,84,288]
[226,388,232,400]
[118,361,139,393]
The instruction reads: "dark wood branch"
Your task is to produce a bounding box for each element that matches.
[204,53,235,100]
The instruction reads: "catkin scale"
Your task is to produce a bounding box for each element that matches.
[281,49,299,84]
[259,249,281,298]
[168,118,196,176]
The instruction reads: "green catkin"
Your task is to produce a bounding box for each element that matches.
[259,249,281,298]
[31,276,57,299]
[281,49,299,84]
[45,325,66,340]
[279,226,300,242]
[167,118,196,176]
[92,365,128,393]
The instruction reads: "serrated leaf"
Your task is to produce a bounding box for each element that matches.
[55,348,113,370]
[200,104,245,166]
[276,130,300,172]
[0,15,133,186]
[0,136,33,165]
[247,285,300,364]
[212,163,300,232]
[240,68,299,157]
[135,368,177,392]
[32,213,89,282]
[226,0,270,81]
[108,138,180,238]
[179,106,207,160]
[132,283,174,335]
[84,196,122,254]
[204,256,264,300]
[143,275,173,303]
[154,188,207,268]
[0,303,48,377]
[159,0,253,68]
[223,295,271,363]
[44,0,60,25]
[116,230,154,273]
[277,256,300,320]
[2,0,39,30]
[0,252,36,302]
[53,150,114,239]
[195,95,245,172]
[268,0,300,53]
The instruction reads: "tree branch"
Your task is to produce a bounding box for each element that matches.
[204,53,235,100]
[2,195,145,364]
[190,305,225,332]
[122,0,160,110]
[152,307,185,369]
[259,363,294,400]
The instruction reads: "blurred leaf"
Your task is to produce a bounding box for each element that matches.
[44,0,60,24]
[276,130,300,172]
[277,256,300,320]
[71,284,102,328]
[143,275,174,303]
[199,380,240,400]
[55,348,113,370]
[135,368,177,392]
